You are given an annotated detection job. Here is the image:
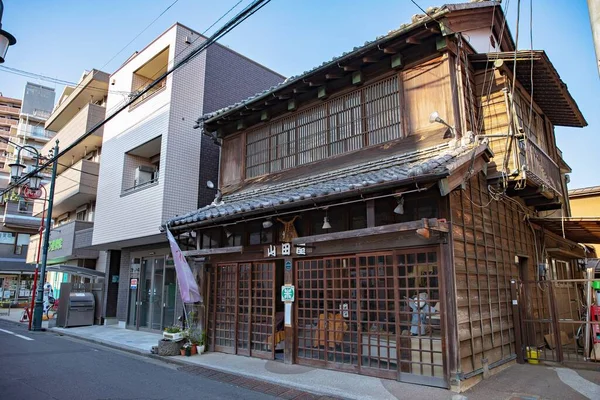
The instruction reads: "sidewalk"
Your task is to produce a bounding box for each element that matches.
[48,324,451,400]
[4,319,597,400]
[0,308,49,329]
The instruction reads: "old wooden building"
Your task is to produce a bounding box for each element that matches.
[166,1,594,391]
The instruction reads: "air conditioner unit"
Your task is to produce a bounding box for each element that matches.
[134,165,155,186]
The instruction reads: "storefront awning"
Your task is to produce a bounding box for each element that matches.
[46,264,105,278]
[530,217,600,244]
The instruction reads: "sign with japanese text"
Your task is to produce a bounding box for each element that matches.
[48,238,63,252]
[265,243,307,257]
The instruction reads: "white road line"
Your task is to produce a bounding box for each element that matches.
[552,367,600,400]
[0,328,34,341]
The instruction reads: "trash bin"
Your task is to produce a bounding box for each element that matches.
[64,292,95,327]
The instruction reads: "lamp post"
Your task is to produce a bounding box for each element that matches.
[0,0,17,63]
[8,141,59,331]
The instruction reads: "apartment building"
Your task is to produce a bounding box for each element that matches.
[91,23,284,328]
[0,93,21,189]
[0,84,55,303]
[26,70,109,294]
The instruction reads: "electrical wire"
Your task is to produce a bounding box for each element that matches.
[0,66,131,96]
[99,0,181,73]
[146,0,245,83]
[0,0,186,99]
[0,0,273,199]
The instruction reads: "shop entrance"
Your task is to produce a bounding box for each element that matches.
[295,248,445,387]
[128,256,177,331]
[208,261,282,360]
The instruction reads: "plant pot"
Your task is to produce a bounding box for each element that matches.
[190,345,197,355]
[198,345,205,354]
[180,349,185,356]
[163,331,184,341]
[185,347,191,357]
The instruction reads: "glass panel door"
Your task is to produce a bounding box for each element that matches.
[151,258,164,330]
[139,259,152,329]
[162,266,176,329]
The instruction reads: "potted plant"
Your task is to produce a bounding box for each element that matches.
[188,328,204,355]
[181,341,193,356]
[163,325,184,341]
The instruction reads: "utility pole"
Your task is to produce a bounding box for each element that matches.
[589,0,600,76]
[31,140,59,331]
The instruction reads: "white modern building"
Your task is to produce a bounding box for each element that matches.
[90,23,284,329]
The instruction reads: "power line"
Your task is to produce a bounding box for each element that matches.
[0,0,273,199]
[0,65,131,96]
[147,0,245,83]
[99,0,181,73]
[0,1,186,99]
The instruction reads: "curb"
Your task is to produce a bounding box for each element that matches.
[48,328,344,399]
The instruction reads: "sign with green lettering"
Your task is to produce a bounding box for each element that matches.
[48,238,63,252]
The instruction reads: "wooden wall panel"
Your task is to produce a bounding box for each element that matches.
[450,172,537,375]
[220,133,244,189]
[403,56,454,136]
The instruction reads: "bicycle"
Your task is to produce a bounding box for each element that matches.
[572,298,589,350]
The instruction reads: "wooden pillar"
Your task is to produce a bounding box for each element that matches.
[283,256,294,365]
[510,280,525,364]
[440,237,460,388]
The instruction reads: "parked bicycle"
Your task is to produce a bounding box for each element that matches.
[572,298,589,350]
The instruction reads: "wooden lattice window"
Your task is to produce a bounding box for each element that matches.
[245,75,402,178]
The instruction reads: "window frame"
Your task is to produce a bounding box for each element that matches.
[244,73,404,179]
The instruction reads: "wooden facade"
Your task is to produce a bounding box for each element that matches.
[169,2,590,392]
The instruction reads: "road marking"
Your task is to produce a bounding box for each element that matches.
[552,367,600,400]
[0,328,34,341]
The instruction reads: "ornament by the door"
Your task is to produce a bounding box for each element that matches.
[277,216,299,242]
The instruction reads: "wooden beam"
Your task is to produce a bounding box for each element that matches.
[182,246,243,257]
[293,87,308,94]
[325,73,343,80]
[292,218,449,245]
[382,46,398,54]
[340,65,358,72]
[362,56,378,63]
[406,36,422,45]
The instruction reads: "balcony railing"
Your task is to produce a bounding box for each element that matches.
[0,105,20,114]
[524,139,562,195]
[16,125,53,140]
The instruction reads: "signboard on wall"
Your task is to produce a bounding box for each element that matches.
[130,278,138,289]
[281,285,295,302]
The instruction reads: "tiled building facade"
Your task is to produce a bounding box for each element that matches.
[90,23,284,327]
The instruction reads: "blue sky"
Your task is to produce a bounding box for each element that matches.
[1,0,597,189]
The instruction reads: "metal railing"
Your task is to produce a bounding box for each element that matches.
[524,139,562,195]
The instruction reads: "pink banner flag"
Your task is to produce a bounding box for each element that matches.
[166,229,202,303]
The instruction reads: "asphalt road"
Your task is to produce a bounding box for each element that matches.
[0,319,276,400]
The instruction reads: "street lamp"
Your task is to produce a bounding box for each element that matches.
[0,1,17,63]
[8,141,59,331]
[8,145,43,190]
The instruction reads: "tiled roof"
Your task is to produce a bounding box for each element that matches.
[167,143,484,229]
[569,186,600,198]
[195,1,500,126]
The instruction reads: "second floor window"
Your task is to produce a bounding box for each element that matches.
[245,75,402,178]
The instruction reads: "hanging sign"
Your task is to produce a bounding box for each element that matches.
[285,260,292,271]
[281,284,295,302]
[130,278,138,289]
[265,243,307,257]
